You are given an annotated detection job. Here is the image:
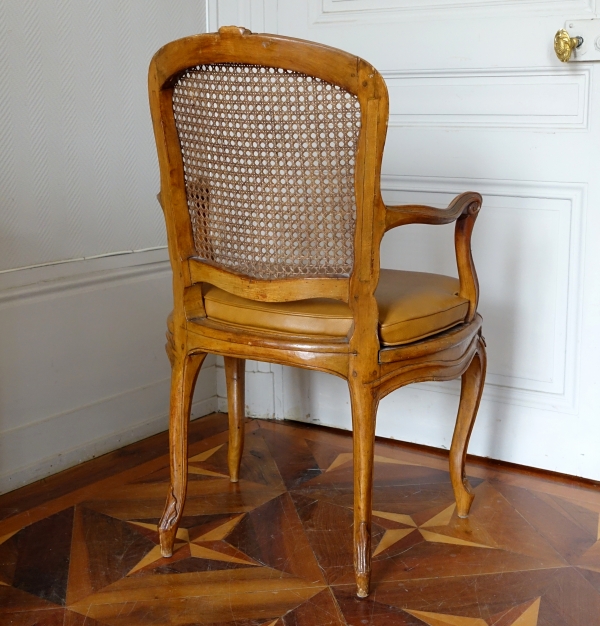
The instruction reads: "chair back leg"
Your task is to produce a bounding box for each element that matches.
[349,378,378,598]
[449,335,487,518]
[159,351,206,557]
[224,357,246,483]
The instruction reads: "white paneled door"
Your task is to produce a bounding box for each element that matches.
[209,0,600,480]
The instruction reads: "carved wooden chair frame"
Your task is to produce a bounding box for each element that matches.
[149,26,486,598]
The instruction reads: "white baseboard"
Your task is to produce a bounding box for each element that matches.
[216,357,277,418]
[0,372,217,495]
[0,250,219,495]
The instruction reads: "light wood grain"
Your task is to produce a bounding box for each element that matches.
[149,25,486,597]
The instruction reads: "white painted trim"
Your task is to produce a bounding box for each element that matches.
[312,0,596,23]
[0,251,220,494]
[381,175,585,413]
[272,363,285,419]
[0,246,168,276]
[208,0,277,33]
[0,375,218,495]
[263,0,279,33]
[381,67,591,131]
[0,247,169,294]
[0,260,171,309]
[206,0,213,32]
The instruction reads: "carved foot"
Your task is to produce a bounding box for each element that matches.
[456,478,475,518]
[356,574,370,599]
[354,521,371,598]
[159,528,176,558]
[450,336,486,520]
[158,488,179,557]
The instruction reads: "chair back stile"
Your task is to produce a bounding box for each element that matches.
[349,64,388,366]
[149,27,389,327]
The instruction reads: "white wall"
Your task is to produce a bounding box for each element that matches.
[210,1,600,482]
[4,0,598,492]
[0,1,217,494]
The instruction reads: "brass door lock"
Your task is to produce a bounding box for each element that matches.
[554,29,584,62]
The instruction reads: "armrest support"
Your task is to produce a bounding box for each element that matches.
[385,191,483,323]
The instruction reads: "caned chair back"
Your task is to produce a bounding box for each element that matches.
[149,27,389,309]
[174,63,360,280]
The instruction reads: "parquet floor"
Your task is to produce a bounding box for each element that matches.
[1,413,600,625]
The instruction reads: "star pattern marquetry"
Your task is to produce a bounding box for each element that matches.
[406,597,541,626]
[405,610,488,626]
[372,502,496,556]
[187,443,230,478]
[0,414,599,625]
[326,451,421,473]
[324,452,498,556]
[126,513,258,574]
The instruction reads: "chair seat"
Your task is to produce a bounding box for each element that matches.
[202,269,469,347]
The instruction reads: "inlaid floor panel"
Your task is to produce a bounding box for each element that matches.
[1,414,599,625]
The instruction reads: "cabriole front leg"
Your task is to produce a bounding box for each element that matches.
[449,335,487,518]
[159,351,206,557]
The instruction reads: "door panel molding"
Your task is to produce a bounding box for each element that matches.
[312,0,596,23]
[380,175,585,412]
[207,0,279,33]
[382,67,590,130]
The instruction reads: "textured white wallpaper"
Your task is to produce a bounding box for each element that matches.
[0,0,206,272]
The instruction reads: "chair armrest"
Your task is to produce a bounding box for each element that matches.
[385,191,483,323]
[384,191,482,230]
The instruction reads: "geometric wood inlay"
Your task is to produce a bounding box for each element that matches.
[404,610,488,625]
[326,452,420,473]
[0,414,597,625]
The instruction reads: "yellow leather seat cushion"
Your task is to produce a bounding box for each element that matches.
[202,269,469,346]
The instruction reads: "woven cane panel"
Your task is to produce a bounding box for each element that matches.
[172,64,361,279]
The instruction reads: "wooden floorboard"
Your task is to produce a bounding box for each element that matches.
[0,413,230,522]
[1,412,599,625]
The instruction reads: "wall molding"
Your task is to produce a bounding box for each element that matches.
[381,175,585,413]
[381,67,590,131]
[216,175,586,416]
[0,247,219,495]
[0,261,171,309]
[0,375,217,494]
[207,0,278,33]
[216,357,277,418]
[0,246,169,299]
[0,1,207,273]
[312,0,596,23]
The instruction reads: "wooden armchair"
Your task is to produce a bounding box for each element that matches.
[148,26,486,598]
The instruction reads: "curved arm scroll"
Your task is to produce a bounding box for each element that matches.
[384,191,483,323]
[384,191,482,230]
